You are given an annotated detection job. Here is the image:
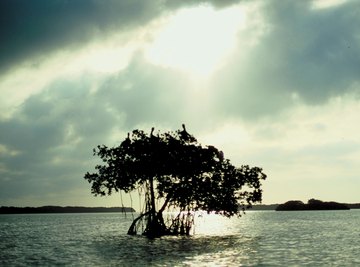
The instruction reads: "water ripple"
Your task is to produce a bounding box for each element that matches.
[1,211,359,266]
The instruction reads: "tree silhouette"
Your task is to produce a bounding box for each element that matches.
[84,125,266,237]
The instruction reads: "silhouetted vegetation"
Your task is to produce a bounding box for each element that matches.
[251,202,360,211]
[0,206,134,214]
[276,199,350,211]
[346,203,360,209]
[250,204,279,210]
[84,125,266,237]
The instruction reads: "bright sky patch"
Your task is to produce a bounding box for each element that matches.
[146,5,245,78]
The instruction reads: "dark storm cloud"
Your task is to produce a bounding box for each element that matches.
[0,0,242,75]
[262,0,360,102]
[209,0,360,120]
[0,0,160,73]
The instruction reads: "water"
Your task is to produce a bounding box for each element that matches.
[1,210,359,266]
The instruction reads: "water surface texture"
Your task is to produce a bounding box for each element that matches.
[1,210,359,266]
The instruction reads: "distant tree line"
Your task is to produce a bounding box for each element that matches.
[243,202,360,210]
[346,203,360,209]
[275,199,352,211]
[0,206,135,214]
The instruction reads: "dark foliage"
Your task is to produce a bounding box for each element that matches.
[84,125,266,237]
[276,199,350,211]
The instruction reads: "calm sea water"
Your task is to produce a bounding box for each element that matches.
[1,210,359,266]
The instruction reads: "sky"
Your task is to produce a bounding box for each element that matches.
[1,0,360,208]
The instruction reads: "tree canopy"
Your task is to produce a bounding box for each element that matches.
[84,125,266,237]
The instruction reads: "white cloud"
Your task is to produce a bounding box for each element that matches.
[311,0,349,10]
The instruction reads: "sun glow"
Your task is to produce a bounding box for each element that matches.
[146,5,246,78]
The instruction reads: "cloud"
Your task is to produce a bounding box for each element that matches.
[97,54,195,129]
[206,0,360,121]
[199,92,360,203]
[0,0,244,76]
[0,75,118,203]
[258,0,360,102]
[0,50,201,205]
[0,0,161,74]
[0,0,244,118]
[164,0,242,10]
[1,0,360,206]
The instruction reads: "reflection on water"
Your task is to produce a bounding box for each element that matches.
[1,211,360,266]
[93,234,260,266]
[88,213,261,266]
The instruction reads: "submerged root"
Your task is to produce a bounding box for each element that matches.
[128,211,194,238]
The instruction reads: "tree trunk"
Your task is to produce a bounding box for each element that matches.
[142,177,167,237]
[149,177,156,221]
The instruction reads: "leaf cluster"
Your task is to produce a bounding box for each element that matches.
[84,127,266,216]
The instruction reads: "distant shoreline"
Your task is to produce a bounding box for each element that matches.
[0,206,135,214]
[1,202,360,214]
[251,201,360,211]
[251,202,360,211]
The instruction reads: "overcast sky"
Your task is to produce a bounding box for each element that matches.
[1,0,360,208]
